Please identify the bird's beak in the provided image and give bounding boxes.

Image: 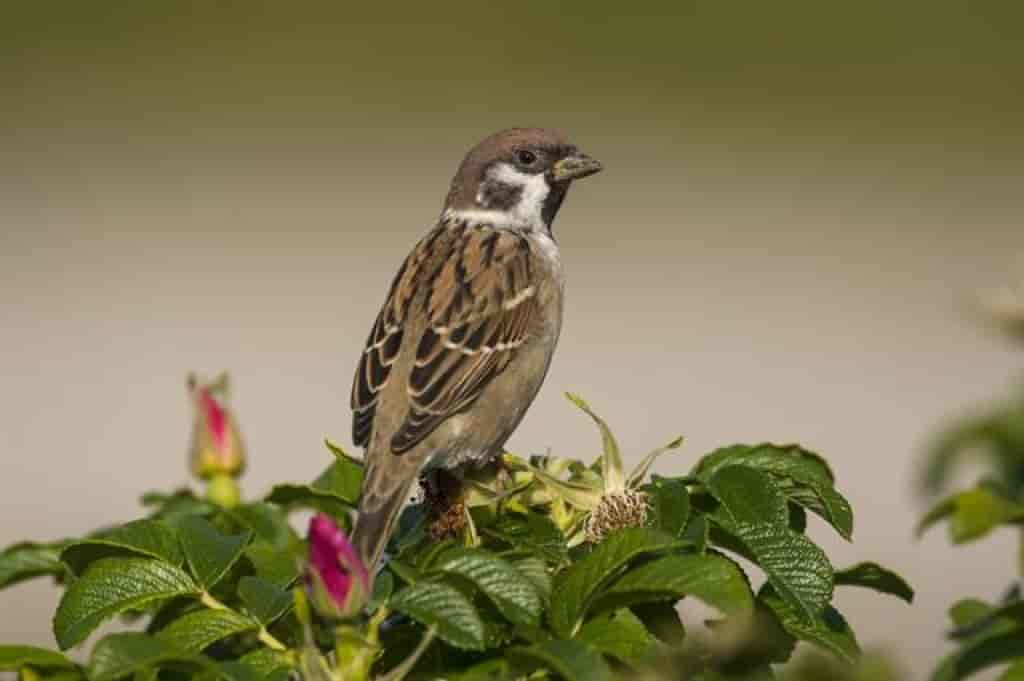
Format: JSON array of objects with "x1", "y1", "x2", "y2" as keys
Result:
[{"x1": 550, "y1": 152, "x2": 603, "y2": 183}]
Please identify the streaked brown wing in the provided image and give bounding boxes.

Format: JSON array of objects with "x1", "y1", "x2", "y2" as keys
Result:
[
  {"x1": 390, "y1": 227, "x2": 537, "y2": 453},
  {"x1": 350, "y1": 228, "x2": 440, "y2": 447}
]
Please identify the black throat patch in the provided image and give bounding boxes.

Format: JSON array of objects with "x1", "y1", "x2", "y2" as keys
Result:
[{"x1": 541, "y1": 182, "x2": 568, "y2": 228}]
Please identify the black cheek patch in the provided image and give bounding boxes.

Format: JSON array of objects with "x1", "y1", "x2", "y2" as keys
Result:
[{"x1": 479, "y1": 180, "x2": 524, "y2": 211}]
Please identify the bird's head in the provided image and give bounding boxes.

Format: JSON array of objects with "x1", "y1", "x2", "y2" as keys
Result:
[{"x1": 444, "y1": 127, "x2": 602, "y2": 231}]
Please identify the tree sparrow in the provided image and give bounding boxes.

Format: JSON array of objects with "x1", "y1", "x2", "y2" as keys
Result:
[{"x1": 350, "y1": 128, "x2": 602, "y2": 569}]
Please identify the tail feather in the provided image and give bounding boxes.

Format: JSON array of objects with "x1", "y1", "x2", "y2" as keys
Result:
[{"x1": 351, "y1": 452, "x2": 424, "y2": 571}]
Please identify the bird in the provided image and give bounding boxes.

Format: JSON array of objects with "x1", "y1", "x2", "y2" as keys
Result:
[{"x1": 349, "y1": 128, "x2": 602, "y2": 570}]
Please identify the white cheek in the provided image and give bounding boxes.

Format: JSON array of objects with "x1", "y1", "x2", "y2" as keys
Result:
[{"x1": 488, "y1": 163, "x2": 551, "y2": 227}]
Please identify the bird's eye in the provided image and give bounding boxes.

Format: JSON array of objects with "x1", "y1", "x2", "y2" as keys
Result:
[{"x1": 515, "y1": 150, "x2": 538, "y2": 166}]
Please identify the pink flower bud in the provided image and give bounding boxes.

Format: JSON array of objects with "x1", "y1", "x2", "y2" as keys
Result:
[
  {"x1": 187, "y1": 373, "x2": 246, "y2": 480},
  {"x1": 306, "y1": 514, "x2": 371, "y2": 620}
]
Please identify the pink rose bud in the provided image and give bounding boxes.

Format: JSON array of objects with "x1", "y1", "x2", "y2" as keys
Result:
[
  {"x1": 306, "y1": 514, "x2": 371, "y2": 620},
  {"x1": 187, "y1": 372, "x2": 246, "y2": 480}
]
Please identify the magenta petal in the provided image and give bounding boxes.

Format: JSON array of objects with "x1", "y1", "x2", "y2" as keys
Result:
[
  {"x1": 199, "y1": 389, "x2": 229, "y2": 452},
  {"x1": 307, "y1": 514, "x2": 368, "y2": 612}
]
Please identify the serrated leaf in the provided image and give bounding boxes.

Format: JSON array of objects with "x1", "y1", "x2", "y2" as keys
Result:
[
  {"x1": 597, "y1": 552, "x2": 754, "y2": 616},
  {"x1": 429, "y1": 547, "x2": 542, "y2": 627},
  {"x1": 0, "y1": 541, "x2": 68, "y2": 589},
  {"x1": 709, "y1": 466, "x2": 833, "y2": 623},
  {"x1": 760, "y1": 587, "x2": 860, "y2": 664},
  {"x1": 179, "y1": 517, "x2": 251, "y2": 590},
  {"x1": 834, "y1": 562, "x2": 914, "y2": 604},
  {"x1": 513, "y1": 556, "x2": 552, "y2": 604},
  {"x1": 54, "y1": 558, "x2": 198, "y2": 650},
  {"x1": 510, "y1": 639, "x2": 613, "y2": 681},
  {"x1": 87, "y1": 633, "x2": 206, "y2": 681},
  {"x1": 576, "y1": 608, "x2": 656, "y2": 665},
  {"x1": 779, "y1": 481, "x2": 854, "y2": 541},
  {"x1": 693, "y1": 443, "x2": 835, "y2": 487},
  {"x1": 243, "y1": 540, "x2": 299, "y2": 587},
  {"x1": 155, "y1": 609, "x2": 256, "y2": 652},
  {"x1": 0, "y1": 645, "x2": 76, "y2": 670},
  {"x1": 237, "y1": 577, "x2": 292, "y2": 626},
  {"x1": 62, "y1": 520, "x2": 183, "y2": 576},
  {"x1": 549, "y1": 527, "x2": 680, "y2": 638},
  {"x1": 216, "y1": 661, "x2": 267, "y2": 681},
  {"x1": 390, "y1": 580, "x2": 486, "y2": 650},
  {"x1": 227, "y1": 504, "x2": 298, "y2": 550},
  {"x1": 566, "y1": 393, "x2": 625, "y2": 492},
  {"x1": 237, "y1": 648, "x2": 293, "y2": 681},
  {"x1": 646, "y1": 478, "x2": 691, "y2": 537}
]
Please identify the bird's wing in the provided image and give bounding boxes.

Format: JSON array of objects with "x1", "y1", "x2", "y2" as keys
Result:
[
  {"x1": 393, "y1": 225, "x2": 538, "y2": 452},
  {"x1": 351, "y1": 223, "x2": 539, "y2": 453}
]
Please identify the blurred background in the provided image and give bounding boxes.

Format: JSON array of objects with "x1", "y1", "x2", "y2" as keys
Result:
[{"x1": 2, "y1": 1, "x2": 1022, "y2": 676}]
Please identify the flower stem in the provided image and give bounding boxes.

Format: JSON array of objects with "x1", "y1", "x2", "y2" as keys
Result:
[{"x1": 201, "y1": 591, "x2": 288, "y2": 652}]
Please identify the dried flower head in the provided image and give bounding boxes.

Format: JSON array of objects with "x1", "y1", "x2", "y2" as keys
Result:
[{"x1": 584, "y1": 488, "x2": 651, "y2": 543}]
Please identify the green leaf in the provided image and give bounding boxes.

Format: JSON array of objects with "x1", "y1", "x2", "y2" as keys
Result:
[
  {"x1": 954, "y1": 489, "x2": 1024, "y2": 543},
  {"x1": 155, "y1": 609, "x2": 257, "y2": 652},
  {"x1": 0, "y1": 541, "x2": 68, "y2": 589},
  {"x1": 760, "y1": 587, "x2": 860, "y2": 664},
  {"x1": 87, "y1": 633, "x2": 205, "y2": 681},
  {"x1": 429, "y1": 547, "x2": 543, "y2": 627},
  {"x1": 933, "y1": 626, "x2": 1024, "y2": 681},
  {"x1": 776, "y1": 479, "x2": 854, "y2": 541},
  {"x1": 237, "y1": 648, "x2": 293, "y2": 681},
  {"x1": 484, "y1": 512, "x2": 569, "y2": 567},
  {"x1": 237, "y1": 577, "x2": 292, "y2": 626},
  {"x1": 62, "y1": 520, "x2": 183, "y2": 575},
  {"x1": 510, "y1": 639, "x2": 613, "y2": 681},
  {"x1": 708, "y1": 465, "x2": 788, "y2": 525},
  {"x1": 576, "y1": 608, "x2": 656, "y2": 664},
  {"x1": 597, "y1": 552, "x2": 754, "y2": 616},
  {"x1": 179, "y1": 517, "x2": 251, "y2": 590},
  {"x1": 390, "y1": 580, "x2": 486, "y2": 651},
  {"x1": 263, "y1": 484, "x2": 354, "y2": 521},
  {"x1": 693, "y1": 443, "x2": 835, "y2": 487},
  {"x1": 631, "y1": 602, "x2": 686, "y2": 646},
  {"x1": 54, "y1": 558, "x2": 198, "y2": 650},
  {"x1": 708, "y1": 466, "x2": 833, "y2": 623},
  {"x1": 566, "y1": 392, "x2": 625, "y2": 493},
  {"x1": 512, "y1": 556, "x2": 552, "y2": 604},
  {"x1": 243, "y1": 540, "x2": 299, "y2": 587},
  {"x1": 549, "y1": 527, "x2": 680, "y2": 638},
  {"x1": 0, "y1": 646, "x2": 76, "y2": 671},
  {"x1": 320, "y1": 440, "x2": 366, "y2": 502},
  {"x1": 646, "y1": 478, "x2": 691, "y2": 537},
  {"x1": 227, "y1": 504, "x2": 298, "y2": 550},
  {"x1": 140, "y1": 489, "x2": 216, "y2": 528},
  {"x1": 834, "y1": 562, "x2": 914, "y2": 604}
]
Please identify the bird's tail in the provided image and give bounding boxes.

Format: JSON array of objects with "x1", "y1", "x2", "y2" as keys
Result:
[{"x1": 351, "y1": 451, "x2": 423, "y2": 572}]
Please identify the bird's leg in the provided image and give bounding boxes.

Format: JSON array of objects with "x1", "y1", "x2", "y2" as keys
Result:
[{"x1": 422, "y1": 469, "x2": 467, "y2": 541}]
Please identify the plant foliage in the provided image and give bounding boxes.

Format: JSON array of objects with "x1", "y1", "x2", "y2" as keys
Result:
[{"x1": 0, "y1": 392, "x2": 911, "y2": 680}]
